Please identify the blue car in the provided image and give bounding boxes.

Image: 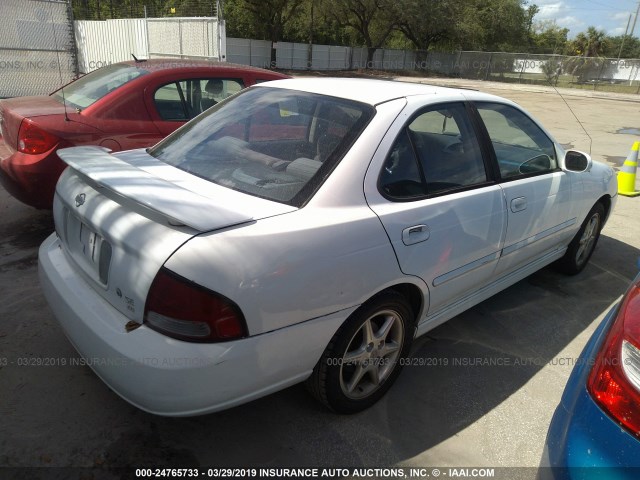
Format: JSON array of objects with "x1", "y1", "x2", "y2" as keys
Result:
[{"x1": 541, "y1": 273, "x2": 640, "y2": 479}]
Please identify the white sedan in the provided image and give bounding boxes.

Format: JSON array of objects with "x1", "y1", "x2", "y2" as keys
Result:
[{"x1": 39, "y1": 78, "x2": 617, "y2": 416}]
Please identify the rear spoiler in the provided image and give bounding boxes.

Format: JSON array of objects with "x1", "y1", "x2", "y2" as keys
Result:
[{"x1": 57, "y1": 146, "x2": 254, "y2": 232}]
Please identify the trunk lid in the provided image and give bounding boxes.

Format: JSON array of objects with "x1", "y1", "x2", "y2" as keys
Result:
[
  {"x1": 0, "y1": 96, "x2": 68, "y2": 151},
  {"x1": 54, "y1": 146, "x2": 296, "y2": 323}
]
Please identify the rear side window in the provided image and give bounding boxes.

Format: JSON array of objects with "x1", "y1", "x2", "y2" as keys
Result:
[
  {"x1": 476, "y1": 102, "x2": 557, "y2": 178},
  {"x1": 154, "y1": 78, "x2": 244, "y2": 121},
  {"x1": 380, "y1": 103, "x2": 487, "y2": 199},
  {"x1": 52, "y1": 64, "x2": 148, "y2": 110}
]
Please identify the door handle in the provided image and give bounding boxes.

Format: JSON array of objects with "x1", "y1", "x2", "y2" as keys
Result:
[
  {"x1": 402, "y1": 225, "x2": 430, "y2": 245},
  {"x1": 510, "y1": 197, "x2": 527, "y2": 213}
]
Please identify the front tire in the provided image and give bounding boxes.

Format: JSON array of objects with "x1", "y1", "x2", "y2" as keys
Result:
[
  {"x1": 555, "y1": 202, "x2": 604, "y2": 275},
  {"x1": 306, "y1": 291, "x2": 415, "y2": 413}
]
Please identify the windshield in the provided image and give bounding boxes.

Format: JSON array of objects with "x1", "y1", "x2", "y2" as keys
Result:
[
  {"x1": 52, "y1": 64, "x2": 148, "y2": 109},
  {"x1": 148, "y1": 87, "x2": 374, "y2": 206}
]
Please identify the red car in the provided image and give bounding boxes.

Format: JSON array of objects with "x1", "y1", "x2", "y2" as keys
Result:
[{"x1": 0, "y1": 59, "x2": 288, "y2": 208}]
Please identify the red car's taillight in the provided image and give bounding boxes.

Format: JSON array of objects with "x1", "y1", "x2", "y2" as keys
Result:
[
  {"x1": 144, "y1": 268, "x2": 247, "y2": 343},
  {"x1": 17, "y1": 119, "x2": 59, "y2": 154},
  {"x1": 587, "y1": 281, "x2": 640, "y2": 437}
]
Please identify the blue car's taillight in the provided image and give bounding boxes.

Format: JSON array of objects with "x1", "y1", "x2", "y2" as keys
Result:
[{"x1": 588, "y1": 281, "x2": 640, "y2": 438}]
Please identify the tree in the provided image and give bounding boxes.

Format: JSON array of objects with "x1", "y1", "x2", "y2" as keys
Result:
[
  {"x1": 321, "y1": 0, "x2": 397, "y2": 65},
  {"x1": 531, "y1": 21, "x2": 569, "y2": 54},
  {"x1": 541, "y1": 57, "x2": 562, "y2": 85},
  {"x1": 454, "y1": 0, "x2": 531, "y2": 52},
  {"x1": 602, "y1": 35, "x2": 640, "y2": 59},
  {"x1": 568, "y1": 26, "x2": 608, "y2": 57},
  {"x1": 525, "y1": 4, "x2": 539, "y2": 38},
  {"x1": 394, "y1": 0, "x2": 460, "y2": 52},
  {"x1": 223, "y1": 0, "x2": 304, "y2": 43}
]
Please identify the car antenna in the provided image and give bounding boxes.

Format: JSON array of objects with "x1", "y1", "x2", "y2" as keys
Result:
[
  {"x1": 48, "y1": 2, "x2": 70, "y2": 122},
  {"x1": 132, "y1": 53, "x2": 147, "y2": 63},
  {"x1": 546, "y1": 66, "x2": 593, "y2": 156}
]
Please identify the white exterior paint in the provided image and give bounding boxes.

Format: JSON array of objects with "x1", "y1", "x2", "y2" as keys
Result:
[{"x1": 39, "y1": 78, "x2": 618, "y2": 415}]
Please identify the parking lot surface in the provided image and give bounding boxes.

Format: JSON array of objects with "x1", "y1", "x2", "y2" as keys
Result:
[{"x1": 1, "y1": 77, "x2": 640, "y2": 477}]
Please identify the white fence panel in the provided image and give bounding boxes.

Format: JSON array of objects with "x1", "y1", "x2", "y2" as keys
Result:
[
  {"x1": 75, "y1": 19, "x2": 147, "y2": 73},
  {"x1": 310, "y1": 45, "x2": 328, "y2": 69},
  {"x1": 226, "y1": 37, "x2": 250, "y2": 65},
  {"x1": 311, "y1": 44, "x2": 350, "y2": 70},
  {"x1": 75, "y1": 17, "x2": 222, "y2": 73},
  {"x1": 249, "y1": 40, "x2": 271, "y2": 68},
  {"x1": 226, "y1": 38, "x2": 271, "y2": 67},
  {"x1": 351, "y1": 47, "x2": 368, "y2": 69},
  {"x1": 404, "y1": 50, "x2": 418, "y2": 69},
  {"x1": 147, "y1": 19, "x2": 180, "y2": 56},
  {"x1": 276, "y1": 42, "x2": 308, "y2": 69},
  {"x1": 365, "y1": 49, "x2": 382, "y2": 69},
  {"x1": 381, "y1": 49, "x2": 408, "y2": 70},
  {"x1": 424, "y1": 51, "x2": 457, "y2": 75},
  {"x1": 328, "y1": 46, "x2": 349, "y2": 69},
  {"x1": 148, "y1": 18, "x2": 219, "y2": 59},
  {"x1": 181, "y1": 20, "x2": 208, "y2": 57}
]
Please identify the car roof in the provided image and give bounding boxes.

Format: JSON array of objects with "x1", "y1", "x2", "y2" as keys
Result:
[
  {"x1": 258, "y1": 77, "x2": 507, "y2": 106},
  {"x1": 118, "y1": 58, "x2": 284, "y2": 75}
]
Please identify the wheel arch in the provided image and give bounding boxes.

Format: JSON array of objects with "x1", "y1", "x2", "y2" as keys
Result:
[
  {"x1": 597, "y1": 194, "x2": 612, "y2": 224},
  {"x1": 359, "y1": 282, "x2": 426, "y2": 329}
]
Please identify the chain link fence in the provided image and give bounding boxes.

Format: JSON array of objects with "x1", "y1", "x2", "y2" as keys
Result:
[
  {"x1": 147, "y1": 17, "x2": 221, "y2": 60},
  {"x1": 222, "y1": 40, "x2": 640, "y2": 94},
  {"x1": 71, "y1": 0, "x2": 218, "y2": 20},
  {"x1": 221, "y1": 40, "x2": 640, "y2": 95},
  {"x1": 419, "y1": 51, "x2": 640, "y2": 94},
  {"x1": 0, "y1": 0, "x2": 77, "y2": 98}
]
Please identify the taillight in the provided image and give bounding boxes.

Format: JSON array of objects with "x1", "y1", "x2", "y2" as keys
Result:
[
  {"x1": 18, "y1": 119, "x2": 59, "y2": 154},
  {"x1": 144, "y1": 268, "x2": 247, "y2": 343},
  {"x1": 587, "y1": 282, "x2": 640, "y2": 437}
]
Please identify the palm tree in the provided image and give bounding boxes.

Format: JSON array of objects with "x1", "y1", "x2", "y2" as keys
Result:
[
  {"x1": 570, "y1": 27, "x2": 608, "y2": 57},
  {"x1": 564, "y1": 26, "x2": 610, "y2": 83}
]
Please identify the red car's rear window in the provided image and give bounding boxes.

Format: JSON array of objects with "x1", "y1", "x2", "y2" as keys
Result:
[{"x1": 52, "y1": 64, "x2": 149, "y2": 110}]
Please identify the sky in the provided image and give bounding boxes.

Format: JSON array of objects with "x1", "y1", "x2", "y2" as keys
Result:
[{"x1": 534, "y1": 0, "x2": 640, "y2": 37}]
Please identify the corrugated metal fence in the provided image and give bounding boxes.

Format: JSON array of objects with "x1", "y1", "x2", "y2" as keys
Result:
[
  {"x1": 74, "y1": 19, "x2": 147, "y2": 73},
  {"x1": 74, "y1": 17, "x2": 224, "y2": 74}
]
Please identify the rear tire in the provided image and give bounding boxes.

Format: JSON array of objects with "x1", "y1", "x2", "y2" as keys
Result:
[
  {"x1": 555, "y1": 202, "x2": 604, "y2": 275},
  {"x1": 306, "y1": 291, "x2": 414, "y2": 413}
]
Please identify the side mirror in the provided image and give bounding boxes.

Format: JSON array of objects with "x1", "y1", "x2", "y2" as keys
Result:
[{"x1": 564, "y1": 150, "x2": 592, "y2": 172}]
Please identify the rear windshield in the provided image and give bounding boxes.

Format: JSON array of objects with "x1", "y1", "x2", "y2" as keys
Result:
[
  {"x1": 148, "y1": 87, "x2": 374, "y2": 206},
  {"x1": 52, "y1": 64, "x2": 148, "y2": 109}
]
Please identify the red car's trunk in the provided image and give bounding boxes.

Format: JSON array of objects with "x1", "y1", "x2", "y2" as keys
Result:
[{"x1": 0, "y1": 96, "x2": 68, "y2": 150}]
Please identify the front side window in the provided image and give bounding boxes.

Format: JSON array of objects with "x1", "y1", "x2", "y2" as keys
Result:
[
  {"x1": 154, "y1": 78, "x2": 244, "y2": 121},
  {"x1": 380, "y1": 103, "x2": 487, "y2": 199},
  {"x1": 52, "y1": 64, "x2": 148, "y2": 110},
  {"x1": 476, "y1": 102, "x2": 557, "y2": 178},
  {"x1": 149, "y1": 87, "x2": 374, "y2": 206}
]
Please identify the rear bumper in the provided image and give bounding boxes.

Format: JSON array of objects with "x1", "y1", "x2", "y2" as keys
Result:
[
  {"x1": 38, "y1": 233, "x2": 352, "y2": 416},
  {"x1": 0, "y1": 138, "x2": 64, "y2": 209}
]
